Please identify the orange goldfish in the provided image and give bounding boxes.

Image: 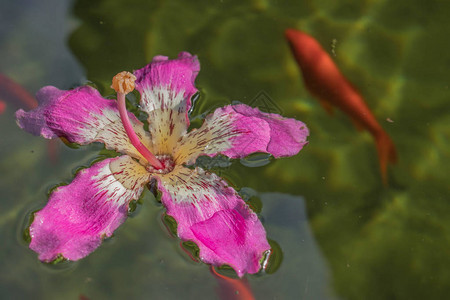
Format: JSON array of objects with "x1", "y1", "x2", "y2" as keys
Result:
[
  {"x1": 210, "y1": 266, "x2": 255, "y2": 300},
  {"x1": 285, "y1": 28, "x2": 397, "y2": 183},
  {"x1": 0, "y1": 73, "x2": 37, "y2": 110},
  {"x1": 1, "y1": 73, "x2": 59, "y2": 163},
  {"x1": 0, "y1": 100, "x2": 5, "y2": 114}
]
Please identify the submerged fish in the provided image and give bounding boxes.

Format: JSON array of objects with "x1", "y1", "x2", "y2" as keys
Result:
[
  {"x1": 210, "y1": 266, "x2": 255, "y2": 300},
  {"x1": 0, "y1": 100, "x2": 5, "y2": 114},
  {"x1": 0, "y1": 73, "x2": 37, "y2": 110},
  {"x1": 0, "y1": 73, "x2": 59, "y2": 163},
  {"x1": 285, "y1": 28, "x2": 397, "y2": 183}
]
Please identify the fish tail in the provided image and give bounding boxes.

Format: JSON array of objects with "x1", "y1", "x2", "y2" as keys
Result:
[{"x1": 375, "y1": 131, "x2": 397, "y2": 184}]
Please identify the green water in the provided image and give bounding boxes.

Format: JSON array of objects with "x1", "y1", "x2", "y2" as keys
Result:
[{"x1": 1, "y1": 0, "x2": 449, "y2": 299}]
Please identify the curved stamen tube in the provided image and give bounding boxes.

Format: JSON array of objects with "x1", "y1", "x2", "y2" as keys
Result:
[{"x1": 112, "y1": 72, "x2": 163, "y2": 169}]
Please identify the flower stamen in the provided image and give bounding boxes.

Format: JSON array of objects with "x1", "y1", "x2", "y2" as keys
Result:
[{"x1": 111, "y1": 71, "x2": 163, "y2": 169}]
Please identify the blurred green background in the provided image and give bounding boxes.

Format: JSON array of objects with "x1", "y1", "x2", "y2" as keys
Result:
[{"x1": 1, "y1": 0, "x2": 449, "y2": 299}]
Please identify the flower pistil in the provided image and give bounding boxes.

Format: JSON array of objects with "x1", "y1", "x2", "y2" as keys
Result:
[{"x1": 111, "y1": 71, "x2": 164, "y2": 169}]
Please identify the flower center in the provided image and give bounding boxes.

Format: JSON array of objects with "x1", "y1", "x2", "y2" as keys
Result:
[{"x1": 146, "y1": 154, "x2": 175, "y2": 174}]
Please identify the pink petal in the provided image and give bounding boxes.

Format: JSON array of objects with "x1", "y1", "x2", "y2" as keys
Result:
[
  {"x1": 134, "y1": 52, "x2": 200, "y2": 153},
  {"x1": 15, "y1": 86, "x2": 153, "y2": 161},
  {"x1": 154, "y1": 165, "x2": 270, "y2": 277},
  {"x1": 29, "y1": 156, "x2": 150, "y2": 262},
  {"x1": 227, "y1": 104, "x2": 309, "y2": 157},
  {"x1": 174, "y1": 104, "x2": 309, "y2": 165},
  {"x1": 191, "y1": 203, "x2": 268, "y2": 276}
]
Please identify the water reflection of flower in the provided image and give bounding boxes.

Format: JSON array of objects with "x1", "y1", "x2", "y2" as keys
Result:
[{"x1": 16, "y1": 52, "x2": 309, "y2": 277}]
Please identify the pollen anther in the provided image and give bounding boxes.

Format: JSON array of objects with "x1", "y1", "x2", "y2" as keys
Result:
[{"x1": 111, "y1": 71, "x2": 136, "y2": 94}]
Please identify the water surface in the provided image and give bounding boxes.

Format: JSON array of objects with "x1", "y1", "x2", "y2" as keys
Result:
[{"x1": 1, "y1": 0, "x2": 449, "y2": 299}]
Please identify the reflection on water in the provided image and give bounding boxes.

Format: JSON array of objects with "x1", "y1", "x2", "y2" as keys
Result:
[
  {"x1": 257, "y1": 192, "x2": 336, "y2": 299},
  {"x1": 1, "y1": 0, "x2": 450, "y2": 299}
]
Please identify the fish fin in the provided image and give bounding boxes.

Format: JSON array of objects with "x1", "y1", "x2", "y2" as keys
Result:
[
  {"x1": 318, "y1": 98, "x2": 335, "y2": 115},
  {"x1": 47, "y1": 139, "x2": 60, "y2": 165},
  {"x1": 375, "y1": 131, "x2": 398, "y2": 185}
]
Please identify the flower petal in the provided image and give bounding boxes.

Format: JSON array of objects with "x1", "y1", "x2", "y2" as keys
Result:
[
  {"x1": 16, "y1": 85, "x2": 153, "y2": 161},
  {"x1": 174, "y1": 104, "x2": 309, "y2": 165},
  {"x1": 154, "y1": 165, "x2": 270, "y2": 277},
  {"x1": 29, "y1": 156, "x2": 150, "y2": 262},
  {"x1": 134, "y1": 52, "x2": 200, "y2": 153}
]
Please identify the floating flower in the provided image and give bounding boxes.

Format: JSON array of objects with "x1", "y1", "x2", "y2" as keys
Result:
[{"x1": 16, "y1": 52, "x2": 309, "y2": 277}]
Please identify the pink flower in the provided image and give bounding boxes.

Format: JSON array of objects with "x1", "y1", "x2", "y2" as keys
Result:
[{"x1": 15, "y1": 52, "x2": 309, "y2": 277}]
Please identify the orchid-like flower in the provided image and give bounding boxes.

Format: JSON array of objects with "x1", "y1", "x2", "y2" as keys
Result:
[{"x1": 16, "y1": 52, "x2": 309, "y2": 277}]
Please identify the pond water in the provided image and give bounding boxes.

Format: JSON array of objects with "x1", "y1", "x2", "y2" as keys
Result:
[{"x1": 1, "y1": 0, "x2": 449, "y2": 299}]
